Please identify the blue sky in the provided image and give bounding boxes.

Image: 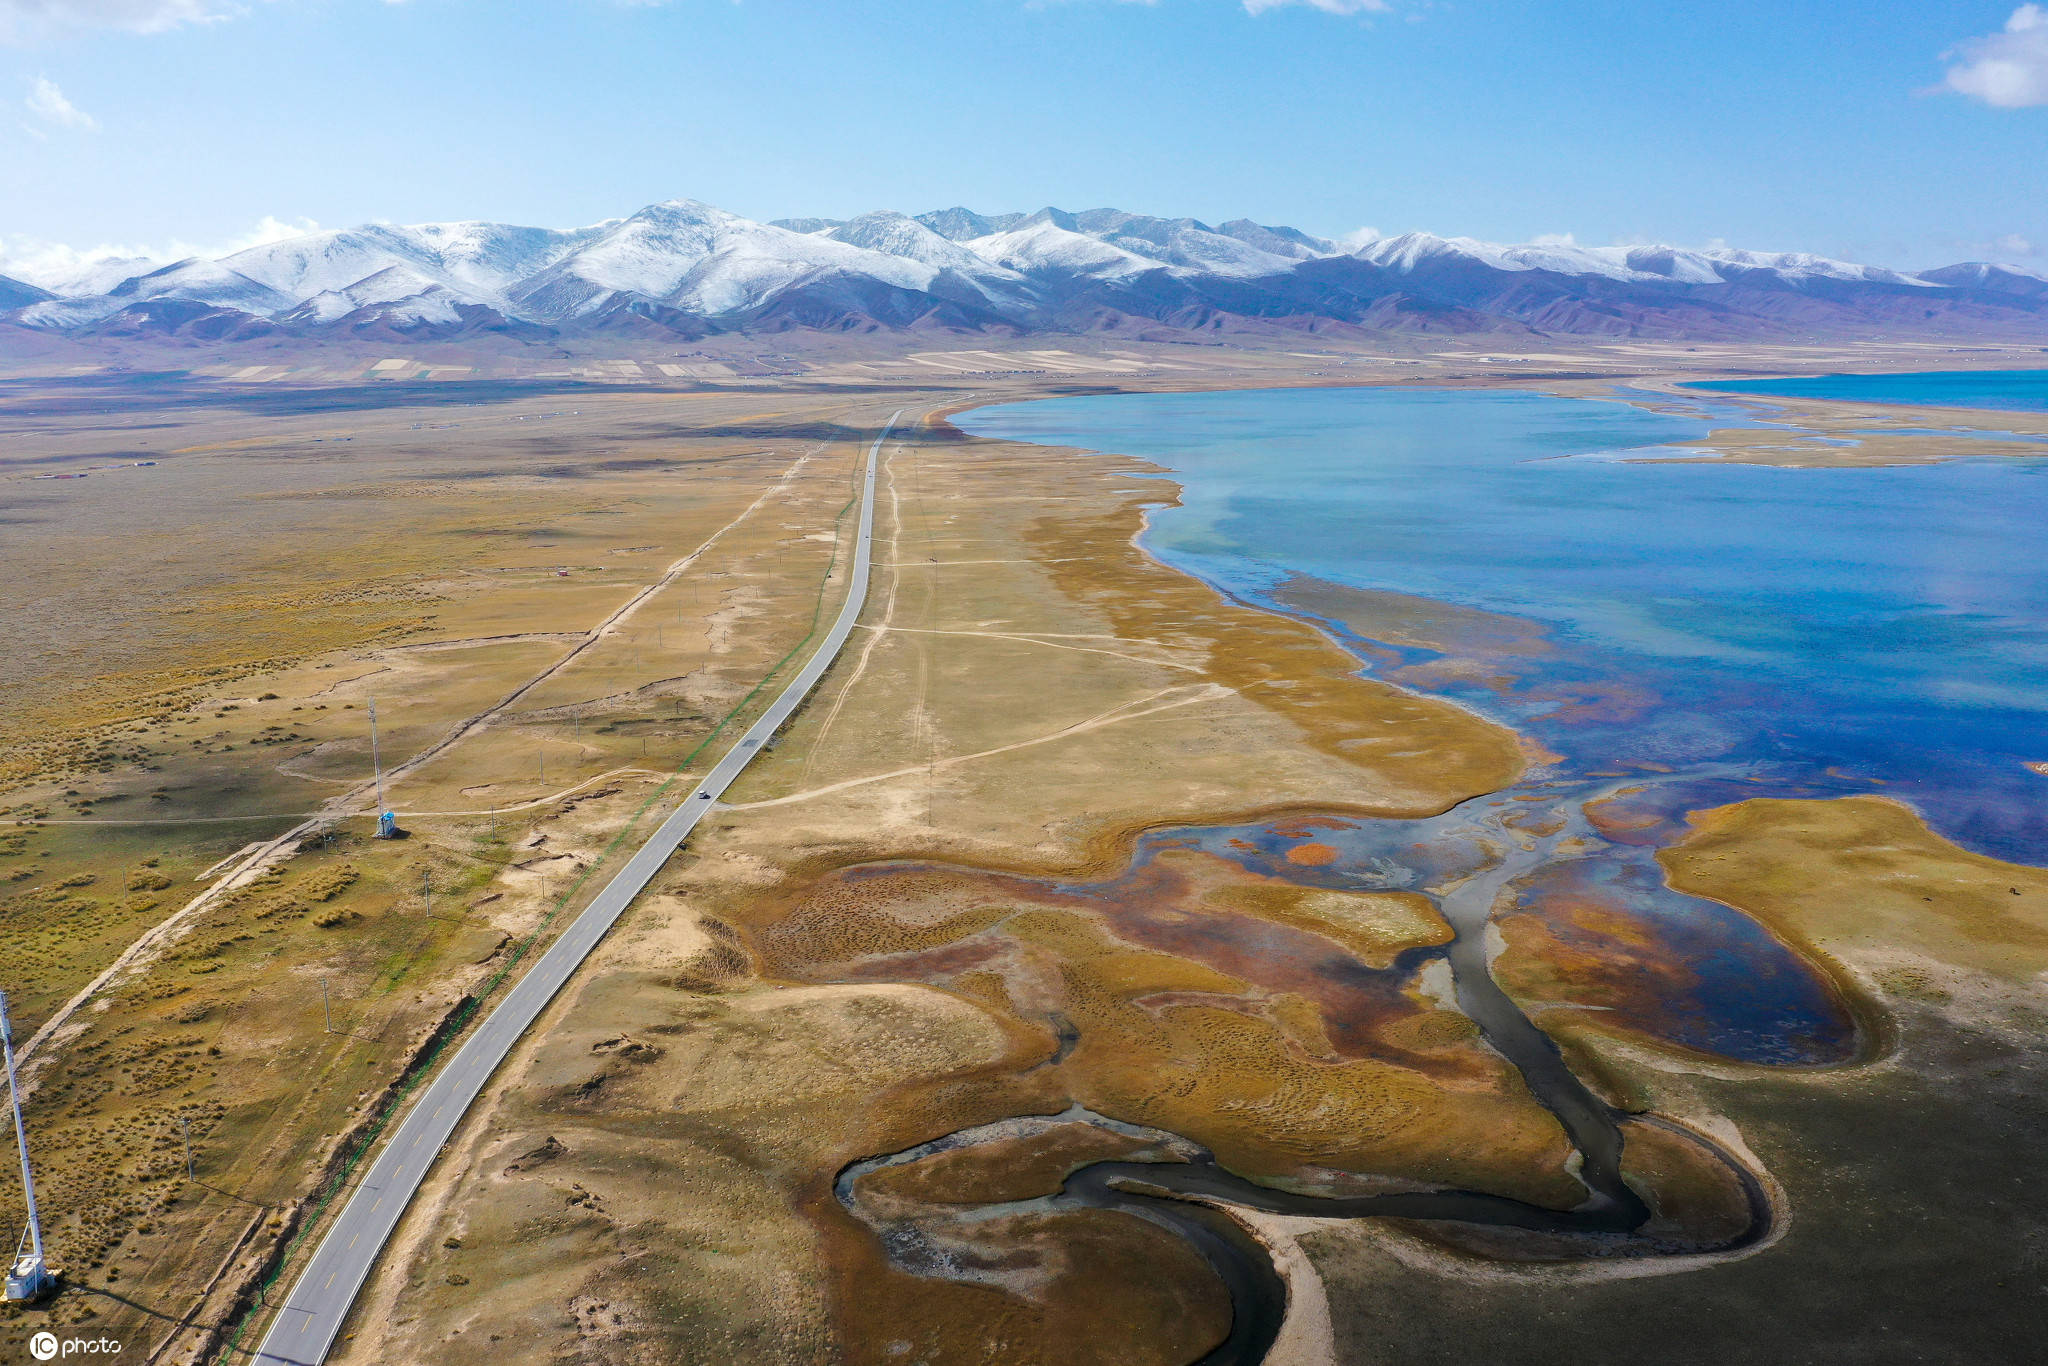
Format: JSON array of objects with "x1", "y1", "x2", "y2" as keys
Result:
[{"x1": 2, "y1": 1, "x2": 2044, "y2": 273}]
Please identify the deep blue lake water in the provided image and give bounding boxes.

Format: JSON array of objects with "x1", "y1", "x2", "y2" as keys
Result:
[
  {"x1": 1686, "y1": 367, "x2": 2048, "y2": 414},
  {"x1": 959, "y1": 385, "x2": 2048, "y2": 866}
]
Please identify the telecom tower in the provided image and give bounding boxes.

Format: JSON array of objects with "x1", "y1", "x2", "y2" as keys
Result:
[
  {"x1": 0, "y1": 991, "x2": 51, "y2": 1301},
  {"x1": 369, "y1": 697, "x2": 399, "y2": 840}
]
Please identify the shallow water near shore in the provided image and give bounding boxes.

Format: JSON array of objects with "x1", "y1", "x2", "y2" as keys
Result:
[
  {"x1": 1685, "y1": 366, "x2": 2048, "y2": 414},
  {"x1": 959, "y1": 384, "x2": 2048, "y2": 863}
]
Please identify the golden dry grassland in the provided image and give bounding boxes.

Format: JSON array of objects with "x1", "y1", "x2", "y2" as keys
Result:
[{"x1": 0, "y1": 375, "x2": 916, "y2": 1361}]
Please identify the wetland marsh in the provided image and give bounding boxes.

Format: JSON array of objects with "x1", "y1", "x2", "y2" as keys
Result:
[{"x1": 859, "y1": 379, "x2": 2048, "y2": 1359}]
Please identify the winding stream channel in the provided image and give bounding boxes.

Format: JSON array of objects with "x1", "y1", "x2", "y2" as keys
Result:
[{"x1": 834, "y1": 779, "x2": 1792, "y2": 1364}]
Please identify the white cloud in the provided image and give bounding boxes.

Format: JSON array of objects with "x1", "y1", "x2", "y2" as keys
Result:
[
  {"x1": 1949, "y1": 231, "x2": 2039, "y2": 261},
  {"x1": 0, "y1": 213, "x2": 318, "y2": 290},
  {"x1": 1337, "y1": 225, "x2": 1382, "y2": 248},
  {"x1": 1942, "y1": 4, "x2": 2048, "y2": 108},
  {"x1": 0, "y1": 1, "x2": 239, "y2": 42},
  {"x1": 215, "y1": 213, "x2": 319, "y2": 252},
  {"x1": 1530, "y1": 231, "x2": 1577, "y2": 248},
  {"x1": 24, "y1": 74, "x2": 93, "y2": 128},
  {"x1": 1243, "y1": 0, "x2": 1393, "y2": 14}
]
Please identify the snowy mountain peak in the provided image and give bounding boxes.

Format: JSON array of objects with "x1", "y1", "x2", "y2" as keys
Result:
[
  {"x1": 1919, "y1": 261, "x2": 2048, "y2": 297},
  {"x1": 828, "y1": 212, "x2": 1017, "y2": 277},
  {"x1": 6, "y1": 198, "x2": 2044, "y2": 343},
  {"x1": 829, "y1": 211, "x2": 961, "y2": 258},
  {"x1": 965, "y1": 218, "x2": 1163, "y2": 280},
  {"x1": 25, "y1": 254, "x2": 164, "y2": 298},
  {"x1": 915, "y1": 207, "x2": 1020, "y2": 242},
  {"x1": 278, "y1": 265, "x2": 465, "y2": 325},
  {"x1": 0, "y1": 273, "x2": 51, "y2": 311}
]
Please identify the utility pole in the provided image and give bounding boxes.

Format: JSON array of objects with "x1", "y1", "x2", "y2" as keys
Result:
[
  {"x1": 321, "y1": 979, "x2": 332, "y2": 1034},
  {"x1": 180, "y1": 1116, "x2": 194, "y2": 1183},
  {"x1": 0, "y1": 991, "x2": 50, "y2": 1301}
]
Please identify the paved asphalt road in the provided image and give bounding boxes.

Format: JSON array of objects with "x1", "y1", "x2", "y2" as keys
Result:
[{"x1": 252, "y1": 409, "x2": 903, "y2": 1366}]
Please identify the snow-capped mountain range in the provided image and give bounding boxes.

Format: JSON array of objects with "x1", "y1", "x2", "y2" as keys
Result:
[{"x1": 4, "y1": 199, "x2": 2045, "y2": 344}]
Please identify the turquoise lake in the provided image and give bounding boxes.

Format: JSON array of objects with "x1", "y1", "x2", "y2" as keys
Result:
[
  {"x1": 958, "y1": 385, "x2": 2048, "y2": 867},
  {"x1": 1687, "y1": 366, "x2": 2048, "y2": 414}
]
